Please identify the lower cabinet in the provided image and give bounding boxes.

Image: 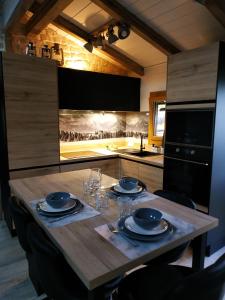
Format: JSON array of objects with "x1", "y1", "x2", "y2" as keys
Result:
[
  {"x1": 60, "y1": 158, "x2": 120, "y2": 179},
  {"x1": 10, "y1": 166, "x2": 60, "y2": 179},
  {"x1": 120, "y1": 158, "x2": 163, "y2": 193},
  {"x1": 120, "y1": 159, "x2": 139, "y2": 178},
  {"x1": 139, "y1": 164, "x2": 163, "y2": 193}
]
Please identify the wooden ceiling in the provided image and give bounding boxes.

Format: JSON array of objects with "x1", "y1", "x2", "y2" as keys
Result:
[{"x1": 4, "y1": 0, "x2": 225, "y2": 75}]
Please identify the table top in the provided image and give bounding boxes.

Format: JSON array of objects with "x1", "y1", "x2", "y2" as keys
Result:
[{"x1": 9, "y1": 169, "x2": 218, "y2": 290}]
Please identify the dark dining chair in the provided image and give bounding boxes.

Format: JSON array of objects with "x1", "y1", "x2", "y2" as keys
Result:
[
  {"x1": 27, "y1": 222, "x2": 122, "y2": 300},
  {"x1": 8, "y1": 196, "x2": 44, "y2": 296},
  {"x1": 145, "y1": 189, "x2": 196, "y2": 266},
  {"x1": 116, "y1": 253, "x2": 225, "y2": 300}
]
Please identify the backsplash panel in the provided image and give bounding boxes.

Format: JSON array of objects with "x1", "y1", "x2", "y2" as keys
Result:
[{"x1": 59, "y1": 111, "x2": 148, "y2": 142}]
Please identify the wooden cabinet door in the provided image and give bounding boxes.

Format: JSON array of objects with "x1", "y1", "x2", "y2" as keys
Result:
[
  {"x1": 60, "y1": 158, "x2": 120, "y2": 179},
  {"x1": 120, "y1": 159, "x2": 139, "y2": 179},
  {"x1": 167, "y1": 42, "x2": 219, "y2": 102},
  {"x1": 10, "y1": 166, "x2": 60, "y2": 179},
  {"x1": 3, "y1": 53, "x2": 60, "y2": 170},
  {"x1": 139, "y1": 164, "x2": 163, "y2": 193}
]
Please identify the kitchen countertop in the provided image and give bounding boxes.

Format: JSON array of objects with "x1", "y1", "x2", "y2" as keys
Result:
[{"x1": 60, "y1": 148, "x2": 164, "y2": 168}]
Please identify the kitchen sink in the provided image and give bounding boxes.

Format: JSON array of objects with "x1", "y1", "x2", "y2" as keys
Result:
[
  {"x1": 128, "y1": 151, "x2": 161, "y2": 157},
  {"x1": 114, "y1": 149, "x2": 160, "y2": 157}
]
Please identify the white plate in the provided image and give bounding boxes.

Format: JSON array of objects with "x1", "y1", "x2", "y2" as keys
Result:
[
  {"x1": 124, "y1": 216, "x2": 169, "y2": 235},
  {"x1": 113, "y1": 184, "x2": 142, "y2": 194},
  {"x1": 38, "y1": 199, "x2": 77, "y2": 213}
]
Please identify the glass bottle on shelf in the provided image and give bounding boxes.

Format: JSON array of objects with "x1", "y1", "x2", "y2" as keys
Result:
[
  {"x1": 50, "y1": 43, "x2": 64, "y2": 66},
  {"x1": 25, "y1": 42, "x2": 36, "y2": 56},
  {"x1": 41, "y1": 44, "x2": 51, "y2": 58}
]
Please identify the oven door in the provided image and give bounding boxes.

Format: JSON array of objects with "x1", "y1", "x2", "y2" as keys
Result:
[
  {"x1": 163, "y1": 156, "x2": 211, "y2": 207},
  {"x1": 165, "y1": 107, "x2": 215, "y2": 147}
]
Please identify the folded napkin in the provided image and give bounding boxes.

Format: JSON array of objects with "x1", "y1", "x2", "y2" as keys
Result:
[
  {"x1": 95, "y1": 211, "x2": 195, "y2": 260},
  {"x1": 30, "y1": 195, "x2": 100, "y2": 228}
]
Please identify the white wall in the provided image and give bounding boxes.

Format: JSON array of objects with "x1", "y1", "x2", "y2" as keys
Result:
[{"x1": 140, "y1": 62, "x2": 167, "y2": 111}]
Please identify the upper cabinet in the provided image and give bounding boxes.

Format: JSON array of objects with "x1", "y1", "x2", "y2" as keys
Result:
[
  {"x1": 167, "y1": 42, "x2": 219, "y2": 103},
  {"x1": 58, "y1": 67, "x2": 140, "y2": 111},
  {"x1": 2, "y1": 53, "x2": 60, "y2": 170}
]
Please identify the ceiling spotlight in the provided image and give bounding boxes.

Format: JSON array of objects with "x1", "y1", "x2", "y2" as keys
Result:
[
  {"x1": 94, "y1": 34, "x2": 105, "y2": 49},
  {"x1": 83, "y1": 40, "x2": 93, "y2": 53},
  {"x1": 118, "y1": 23, "x2": 130, "y2": 40},
  {"x1": 106, "y1": 25, "x2": 119, "y2": 44}
]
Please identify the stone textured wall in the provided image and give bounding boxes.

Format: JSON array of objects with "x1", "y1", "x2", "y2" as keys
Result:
[{"x1": 10, "y1": 23, "x2": 132, "y2": 76}]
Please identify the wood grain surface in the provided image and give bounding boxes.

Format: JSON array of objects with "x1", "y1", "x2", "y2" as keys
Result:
[
  {"x1": 3, "y1": 52, "x2": 60, "y2": 170},
  {"x1": 9, "y1": 170, "x2": 218, "y2": 290},
  {"x1": 167, "y1": 42, "x2": 219, "y2": 102}
]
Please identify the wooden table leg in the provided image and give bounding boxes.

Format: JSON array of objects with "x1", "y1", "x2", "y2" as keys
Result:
[
  {"x1": 88, "y1": 286, "x2": 106, "y2": 300},
  {"x1": 192, "y1": 233, "x2": 207, "y2": 271}
]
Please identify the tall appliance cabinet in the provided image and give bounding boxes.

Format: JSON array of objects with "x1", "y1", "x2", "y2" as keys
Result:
[{"x1": 164, "y1": 41, "x2": 225, "y2": 255}]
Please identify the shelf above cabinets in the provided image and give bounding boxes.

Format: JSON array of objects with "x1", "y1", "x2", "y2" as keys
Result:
[{"x1": 58, "y1": 67, "x2": 140, "y2": 111}]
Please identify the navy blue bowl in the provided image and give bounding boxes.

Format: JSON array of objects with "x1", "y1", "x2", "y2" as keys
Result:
[
  {"x1": 46, "y1": 192, "x2": 71, "y2": 208},
  {"x1": 119, "y1": 177, "x2": 138, "y2": 190},
  {"x1": 133, "y1": 208, "x2": 162, "y2": 229}
]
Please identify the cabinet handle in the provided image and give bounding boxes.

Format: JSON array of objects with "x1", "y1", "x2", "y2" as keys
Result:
[{"x1": 164, "y1": 156, "x2": 209, "y2": 166}]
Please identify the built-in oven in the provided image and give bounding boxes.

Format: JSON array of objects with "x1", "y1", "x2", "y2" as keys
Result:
[
  {"x1": 163, "y1": 102, "x2": 215, "y2": 210},
  {"x1": 165, "y1": 103, "x2": 215, "y2": 147},
  {"x1": 164, "y1": 144, "x2": 212, "y2": 208}
]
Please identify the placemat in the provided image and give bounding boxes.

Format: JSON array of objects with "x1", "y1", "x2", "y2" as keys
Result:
[
  {"x1": 30, "y1": 194, "x2": 100, "y2": 228},
  {"x1": 108, "y1": 190, "x2": 159, "y2": 204},
  {"x1": 95, "y1": 211, "x2": 195, "y2": 260}
]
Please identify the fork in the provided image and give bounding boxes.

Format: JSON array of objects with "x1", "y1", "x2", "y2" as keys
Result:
[{"x1": 107, "y1": 223, "x2": 138, "y2": 247}]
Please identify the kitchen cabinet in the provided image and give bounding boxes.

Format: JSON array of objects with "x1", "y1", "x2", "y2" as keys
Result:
[
  {"x1": 58, "y1": 67, "x2": 140, "y2": 111},
  {"x1": 60, "y1": 158, "x2": 120, "y2": 179},
  {"x1": 164, "y1": 41, "x2": 225, "y2": 255},
  {"x1": 167, "y1": 42, "x2": 219, "y2": 102},
  {"x1": 120, "y1": 159, "x2": 139, "y2": 179},
  {"x1": 139, "y1": 164, "x2": 163, "y2": 192},
  {"x1": 10, "y1": 166, "x2": 60, "y2": 179},
  {"x1": 120, "y1": 158, "x2": 163, "y2": 192},
  {"x1": 0, "y1": 52, "x2": 60, "y2": 232},
  {"x1": 2, "y1": 52, "x2": 60, "y2": 170}
]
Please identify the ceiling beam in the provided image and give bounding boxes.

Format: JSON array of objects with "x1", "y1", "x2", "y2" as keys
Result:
[
  {"x1": 25, "y1": 0, "x2": 74, "y2": 35},
  {"x1": 90, "y1": 0, "x2": 180, "y2": 55},
  {"x1": 89, "y1": 18, "x2": 116, "y2": 36},
  {"x1": 196, "y1": 0, "x2": 225, "y2": 28},
  {"x1": 53, "y1": 16, "x2": 144, "y2": 76}
]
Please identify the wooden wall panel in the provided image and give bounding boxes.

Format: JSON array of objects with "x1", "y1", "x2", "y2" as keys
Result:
[
  {"x1": 167, "y1": 42, "x2": 219, "y2": 102},
  {"x1": 3, "y1": 53, "x2": 60, "y2": 169}
]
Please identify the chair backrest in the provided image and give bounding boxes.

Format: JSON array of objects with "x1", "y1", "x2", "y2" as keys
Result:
[
  {"x1": 168, "y1": 253, "x2": 225, "y2": 300},
  {"x1": 154, "y1": 189, "x2": 196, "y2": 209},
  {"x1": 8, "y1": 197, "x2": 33, "y2": 252},
  {"x1": 27, "y1": 222, "x2": 87, "y2": 300}
]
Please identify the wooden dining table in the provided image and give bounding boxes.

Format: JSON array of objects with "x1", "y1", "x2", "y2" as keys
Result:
[{"x1": 9, "y1": 169, "x2": 218, "y2": 300}]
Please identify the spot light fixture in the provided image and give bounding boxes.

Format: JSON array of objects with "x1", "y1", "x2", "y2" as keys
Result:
[
  {"x1": 118, "y1": 22, "x2": 130, "y2": 40},
  {"x1": 106, "y1": 25, "x2": 119, "y2": 44},
  {"x1": 94, "y1": 33, "x2": 105, "y2": 49},
  {"x1": 83, "y1": 21, "x2": 131, "y2": 52},
  {"x1": 83, "y1": 39, "x2": 94, "y2": 53}
]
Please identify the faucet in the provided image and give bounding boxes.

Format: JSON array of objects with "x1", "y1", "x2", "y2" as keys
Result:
[{"x1": 140, "y1": 134, "x2": 145, "y2": 152}]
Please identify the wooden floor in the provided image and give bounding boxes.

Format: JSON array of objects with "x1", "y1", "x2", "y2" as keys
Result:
[
  {"x1": 0, "y1": 220, "x2": 225, "y2": 299},
  {"x1": 0, "y1": 221, "x2": 44, "y2": 300}
]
